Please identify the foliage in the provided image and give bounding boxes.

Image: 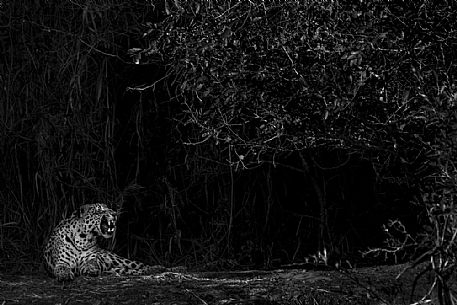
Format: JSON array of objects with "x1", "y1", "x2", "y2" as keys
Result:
[
  {"x1": 139, "y1": 0, "x2": 457, "y2": 172},
  {"x1": 136, "y1": 0, "x2": 457, "y2": 303}
]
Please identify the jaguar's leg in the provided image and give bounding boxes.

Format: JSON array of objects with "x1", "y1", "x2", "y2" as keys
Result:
[
  {"x1": 79, "y1": 254, "x2": 103, "y2": 277},
  {"x1": 48, "y1": 243, "x2": 77, "y2": 282},
  {"x1": 100, "y1": 251, "x2": 167, "y2": 275}
]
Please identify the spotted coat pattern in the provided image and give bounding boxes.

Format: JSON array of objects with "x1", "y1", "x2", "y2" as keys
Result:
[{"x1": 43, "y1": 203, "x2": 165, "y2": 281}]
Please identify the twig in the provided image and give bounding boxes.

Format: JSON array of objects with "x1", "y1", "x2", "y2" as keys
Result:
[{"x1": 184, "y1": 289, "x2": 208, "y2": 305}]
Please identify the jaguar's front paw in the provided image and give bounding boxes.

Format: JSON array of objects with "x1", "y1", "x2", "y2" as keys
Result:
[{"x1": 54, "y1": 264, "x2": 75, "y2": 281}]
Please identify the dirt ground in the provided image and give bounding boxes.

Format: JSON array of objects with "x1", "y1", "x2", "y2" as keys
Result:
[{"x1": 0, "y1": 263, "x2": 443, "y2": 305}]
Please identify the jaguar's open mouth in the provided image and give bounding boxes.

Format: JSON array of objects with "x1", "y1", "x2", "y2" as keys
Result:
[{"x1": 100, "y1": 215, "x2": 116, "y2": 238}]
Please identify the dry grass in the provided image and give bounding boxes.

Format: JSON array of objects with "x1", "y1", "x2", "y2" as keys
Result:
[{"x1": 0, "y1": 0, "x2": 154, "y2": 266}]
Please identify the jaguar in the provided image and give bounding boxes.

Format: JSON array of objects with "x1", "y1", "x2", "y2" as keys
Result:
[{"x1": 43, "y1": 203, "x2": 166, "y2": 281}]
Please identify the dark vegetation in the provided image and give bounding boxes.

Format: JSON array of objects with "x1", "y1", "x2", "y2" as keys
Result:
[{"x1": 1, "y1": 0, "x2": 457, "y2": 302}]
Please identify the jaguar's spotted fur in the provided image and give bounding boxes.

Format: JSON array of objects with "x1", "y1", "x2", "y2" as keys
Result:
[{"x1": 43, "y1": 203, "x2": 165, "y2": 281}]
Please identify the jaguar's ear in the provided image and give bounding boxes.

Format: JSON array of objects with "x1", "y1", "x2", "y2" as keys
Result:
[
  {"x1": 76, "y1": 205, "x2": 89, "y2": 217},
  {"x1": 76, "y1": 206, "x2": 83, "y2": 218}
]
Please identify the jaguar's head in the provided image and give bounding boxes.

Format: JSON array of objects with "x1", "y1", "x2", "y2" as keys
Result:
[{"x1": 78, "y1": 203, "x2": 117, "y2": 239}]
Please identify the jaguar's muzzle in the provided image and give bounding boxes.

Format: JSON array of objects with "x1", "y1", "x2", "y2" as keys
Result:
[{"x1": 99, "y1": 214, "x2": 116, "y2": 238}]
